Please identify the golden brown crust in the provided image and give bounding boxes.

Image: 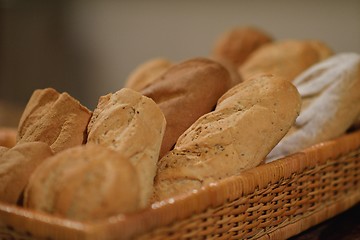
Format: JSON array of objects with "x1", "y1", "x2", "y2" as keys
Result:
[
  {"x1": 17, "y1": 88, "x2": 92, "y2": 153},
  {"x1": 0, "y1": 142, "x2": 53, "y2": 204},
  {"x1": 24, "y1": 144, "x2": 140, "y2": 221},
  {"x1": 124, "y1": 58, "x2": 173, "y2": 91},
  {"x1": 239, "y1": 40, "x2": 333, "y2": 81},
  {"x1": 87, "y1": 88, "x2": 166, "y2": 208},
  {"x1": 142, "y1": 57, "x2": 232, "y2": 158},
  {"x1": 212, "y1": 57, "x2": 243, "y2": 87},
  {"x1": 212, "y1": 26, "x2": 273, "y2": 67},
  {"x1": 153, "y1": 74, "x2": 301, "y2": 201}
]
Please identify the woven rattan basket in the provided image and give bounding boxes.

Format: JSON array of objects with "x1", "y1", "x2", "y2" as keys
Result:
[{"x1": 1, "y1": 129, "x2": 359, "y2": 240}]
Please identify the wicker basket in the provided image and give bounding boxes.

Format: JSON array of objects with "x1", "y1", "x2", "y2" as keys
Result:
[{"x1": 1, "y1": 130, "x2": 359, "y2": 240}]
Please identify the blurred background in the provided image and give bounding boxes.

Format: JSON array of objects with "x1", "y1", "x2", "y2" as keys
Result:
[{"x1": 1, "y1": 0, "x2": 360, "y2": 126}]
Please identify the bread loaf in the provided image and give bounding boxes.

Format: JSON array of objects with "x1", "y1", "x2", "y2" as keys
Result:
[
  {"x1": 124, "y1": 58, "x2": 173, "y2": 91},
  {"x1": 212, "y1": 26, "x2": 272, "y2": 68},
  {"x1": 142, "y1": 57, "x2": 232, "y2": 158},
  {"x1": 153, "y1": 74, "x2": 301, "y2": 201},
  {"x1": 17, "y1": 88, "x2": 92, "y2": 153},
  {"x1": 267, "y1": 53, "x2": 360, "y2": 161},
  {"x1": 24, "y1": 144, "x2": 140, "y2": 221},
  {"x1": 0, "y1": 127, "x2": 17, "y2": 148},
  {"x1": 0, "y1": 142, "x2": 53, "y2": 204},
  {"x1": 239, "y1": 40, "x2": 333, "y2": 81},
  {"x1": 87, "y1": 88, "x2": 166, "y2": 208}
]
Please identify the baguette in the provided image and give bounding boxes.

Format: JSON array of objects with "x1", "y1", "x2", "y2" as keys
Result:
[
  {"x1": 153, "y1": 74, "x2": 301, "y2": 201},
  {"x1": 124, "y1": 58, "x2": 172, "y2": 91},
  {"x1": 142, "y1": 57, "x2": 232, "y2": 158},
  {"x1": 239, "y1": 40, "x2": 333, "y2": 81},
  {"x1": 212, "y1": 26, "x2": 272, "y2": 67}
]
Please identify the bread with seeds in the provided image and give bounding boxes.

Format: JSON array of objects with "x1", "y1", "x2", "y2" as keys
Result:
[{"x1": 153, "y1": 74, "x2": 301, "y2": 201}]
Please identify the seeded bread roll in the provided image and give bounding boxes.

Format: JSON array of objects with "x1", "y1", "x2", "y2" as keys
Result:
[
  {"x1": 153, "y1": 74, "x2": 301, "y2": 201},
  {"x1": 24, "y1": 144, "x2": 140, "y2": 221},
  {"x1": 17, "y1": 88, "x2": 92, "y2": 153},
  {"x1": 87, "y1": 88, "x2": 166, "y2": 208},
  {"x1": 267, "y1": 53, "x2": 360, "y2": 161},
  {"x1": 142, "y1": 57, "x2": 232, "y2": 158},
  {"x1": 0, "y1": 127, "x2": 17, "y2": 148},
  {"x1": 0, "y1": 142, "x2": 53, "y2": 204},
  {"x1": 239, "y1": 40, "x2": 333, "y2": 81},
  {"x1": 124, "y1": 58, "x2": 173, "y2": 91}
]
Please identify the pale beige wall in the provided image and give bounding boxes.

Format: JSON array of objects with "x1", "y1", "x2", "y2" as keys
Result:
[{"x1": 1, "y1": 0, "x2": 360, "y2": 111}]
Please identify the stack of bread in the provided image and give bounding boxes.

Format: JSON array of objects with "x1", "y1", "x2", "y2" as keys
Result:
[{"x1": 0, "y1": 26, "x2": 359, "y2": 222}]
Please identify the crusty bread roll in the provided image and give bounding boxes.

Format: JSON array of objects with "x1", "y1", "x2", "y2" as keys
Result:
[
  {"x1": 153, "y1": 74, "x2": 301, "y2": 201},
  {"x1": 267, "y1": 53, "x2": 360, "y2": 161},
  {"x1": 124, "y1": 58, "x2": 173, "y2": 91},
  {"x1": 17, "y1": 88, "x2": 92, "y2": 153},
  {"x1": 239, "y1": 40, "x2": 333, "y2": 81},
  {"x1": 212, "y1": 26, "x2": 273, "y2": 68},
  {"x1": 87, "y1": 88, "x2": 166, "y2": 208},
  {"x1": 24, "y1": 144, "x2": 140, "y2": 221},
  {"x1": 0, "y1": 127, "x2": 17, "y2": 148},
  {"x1": 0, "y1": 142, "x2": 53, "y2": 204},
  {"x1": 142, "y1": 57, "x2": 232, "y2": 158}
]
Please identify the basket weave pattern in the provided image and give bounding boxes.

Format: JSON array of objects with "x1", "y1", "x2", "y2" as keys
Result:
[
  {"x1": 0, "y1": 131, "x2": 359, "y2": 240},
  {"x1": 137, "y1": 150, "x2": 360, "y2": 239}
]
